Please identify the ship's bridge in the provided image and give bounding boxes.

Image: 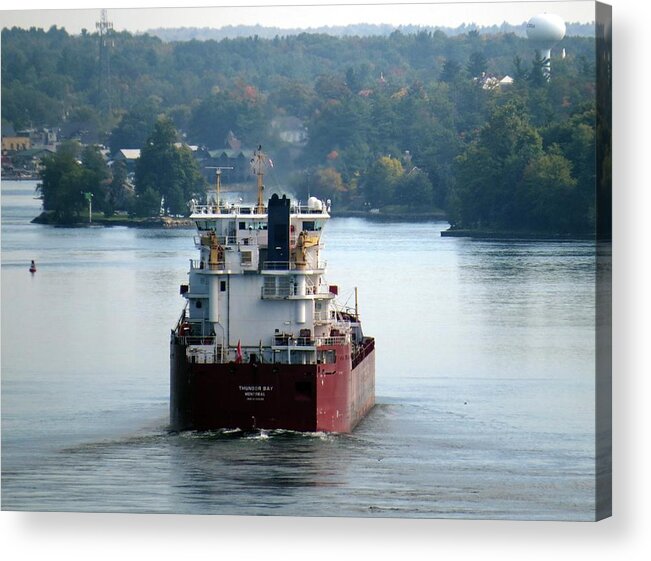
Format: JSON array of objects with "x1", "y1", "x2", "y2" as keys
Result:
[
  {"x1": 190, "y1": 197, "x2": 330, "y2": 220},
  {"x1": 190, "y1": 197, "x2": 330, "y2": 251}
]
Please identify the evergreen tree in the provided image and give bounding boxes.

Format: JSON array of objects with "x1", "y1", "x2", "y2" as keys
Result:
[
  {"x1": 38, "y1": 141, "x2": 85, "y2": 222},
  {"x1": 522, "y1": 147, "x2": 577, "y2": 232},
  {"x1": 467, "y1": 51, "x2": 488, "y2": 78},
  {"x1": 363, "y1": 156, "x2": 404, "y2": 207},
  {"x1": 79, "y1": 144, "x2": 110, "y2": 212},
  {"x1": 109, "y1": 97, "x2": 161, "y2": 154},
  {"x1": 395, "y1": 168, "x2": 434, "y2": 208},
  {"x1": 105, "y1": 159, "x2": 132, "y2": 215},
  {"x1": 452, "y1": 100, "x2": 543, "y2": 230},
  {"x1": 37, "y1": 141, "x2": 109, "y2": 222},
  {"x1": 134, "y1": 117, "x2": 206, "y2": 216},
  {"x1": 440, "y1": 59, "x2": 462, "y2": 83},
  {"x1": 528, "y1": 53, "x2": 548, "y2": 88},
  {"x1": 512, "y1": 55, "x2": 529, "y2": 81}
]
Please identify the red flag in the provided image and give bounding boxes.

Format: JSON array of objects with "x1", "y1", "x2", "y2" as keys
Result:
[{"x1": 235, "y1": 340, "x2": 242, "y2": 363}]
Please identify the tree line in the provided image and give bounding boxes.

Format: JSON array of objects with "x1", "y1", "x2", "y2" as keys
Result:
[
  {"x1": 37, "y1": 118, "x2": 207, "y2": 221},
  {"x1": 3, "y1": 25, "x2": 600, "y2": 233}
]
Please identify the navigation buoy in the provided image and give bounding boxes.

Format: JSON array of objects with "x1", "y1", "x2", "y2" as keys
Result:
[{"x1": 29, "y1": 260, "x2": 37, "y2": 273}]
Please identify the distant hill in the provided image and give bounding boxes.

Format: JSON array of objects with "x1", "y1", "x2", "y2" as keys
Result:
[{"x1": 144, "y1": 21, "x2": 595, "y2": 42}]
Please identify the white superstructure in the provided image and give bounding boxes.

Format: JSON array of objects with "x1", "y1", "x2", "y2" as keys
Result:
[{"x1": 179, "y1": 193, "x2": 360, "y2": 367}]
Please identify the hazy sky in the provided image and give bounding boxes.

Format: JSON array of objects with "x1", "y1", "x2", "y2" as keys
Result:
[{"x1": 0, "y1": 1, "x2": 596, "y2": 34}]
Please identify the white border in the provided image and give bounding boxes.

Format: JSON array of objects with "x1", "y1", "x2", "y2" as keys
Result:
[{"x1": 1, "y1": 1, "x2": 649, "y2": 560}]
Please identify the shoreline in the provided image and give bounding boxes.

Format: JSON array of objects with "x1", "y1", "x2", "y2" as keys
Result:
[
  {"x1": 31, "y1": 212, "x2": 195, "y2": 229},
  {"x1": 31, "y1": 209, "x2": 448, "y2": 227},
  {"x1": 330, "y1": 209, "x2": 447, "y2": 221},
  {"x1": 441, "y1": 228, "x2": 596, "y2": 241}
]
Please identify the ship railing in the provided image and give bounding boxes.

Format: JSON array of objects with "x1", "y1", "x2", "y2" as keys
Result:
[
  {"x1": 303, "y1": 277, "x2": 334, "y2": 296},
  {"x1": 261, "y1": 285, "x2": 291, "y2": 298},
  {"x1": 192, "y1": 204, "x2": 267, "y2": 216},
  {"x1": 262, "y1": 260, "x2": 327, "y2": 271},
  {"x1": 189, "y1": 259, "x2": 227, "y2": 271},
  {"x1": 185, "y1": 342, "x2": 224, "y2": 364},
  {"x1": 194, "y1": 235, "x2": 238, "y2": 247},
  {"x1": 192, "y1": 202, "x2": 328, "y2": 216},
  {"x1": 172, "y1": 303, "x2": 189, "y2": 337},
  {"x1": 315, "y1": 335, "x2": 348, "y2": 347},
  {"x1": 192, "y1": 204, "x2": 221, "y2": 215},
  {"x1": 351, "y1": 337, "x2": 375, "y2": 369},
  {"x1": 261, "y1": 283, "x2": 333, "y2": 299},
  {"x1": 290, "y1": 204, "x2": 329, "y2": 215},
  {"x1": 273, "y1": 335, "x2": 316, "y2": 347},
  {"x1": 178, "y1": 335, "x2": 217, "y2": 346},
  {"x1": 306, "y1": 284, "x2": 333, "y2": 296},
  {"x1": 262, "y1": 261, "x2": 290, "y2": 271}
]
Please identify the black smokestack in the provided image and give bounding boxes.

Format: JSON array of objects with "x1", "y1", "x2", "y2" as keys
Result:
[{"x1": 267, "y1": 194, "x2": 290, "y2": 269}]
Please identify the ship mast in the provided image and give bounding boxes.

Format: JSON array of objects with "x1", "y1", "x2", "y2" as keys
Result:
[
  {"x1": 251, "y1": 146, "x2": 267, "y2": 214},
  {"x1": 216, "y1": 169, "x2": 222, "y2": 208},
  {"x1": 206, "y1": 166, "x2": 233, "y2": 209}
]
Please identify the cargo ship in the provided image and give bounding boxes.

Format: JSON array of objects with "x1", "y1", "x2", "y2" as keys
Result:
[{"x1": 170, "y1": 150, "x2": 375, "y2": 432}]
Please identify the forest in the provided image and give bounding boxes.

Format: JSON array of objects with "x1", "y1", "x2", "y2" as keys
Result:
[{"x1": 1, "y1": 24, "x2": 602, "y2": 234}]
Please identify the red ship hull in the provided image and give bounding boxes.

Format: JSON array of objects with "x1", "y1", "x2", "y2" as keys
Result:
[{"x1": 170, "y1": 338, "x2": 375, "y2": 433}]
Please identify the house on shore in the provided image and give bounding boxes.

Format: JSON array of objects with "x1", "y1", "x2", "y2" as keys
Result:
[
  {"x1": 201, "y1": 148, "x2": 255, "y2": 184},
  {"x1": 2, "y1": 124, "x2": 32, "y2": 151},
  {"x1": 112, "y1": 149, "x2": 141, "y2": 174}
]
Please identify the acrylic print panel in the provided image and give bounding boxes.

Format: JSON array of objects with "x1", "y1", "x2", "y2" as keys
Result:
[{"x1": 0, "y1": 1, "x2": 611, "y2": 521}]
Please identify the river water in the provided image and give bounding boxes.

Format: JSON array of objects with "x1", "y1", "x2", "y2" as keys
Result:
[{"x1": 1, "y1": 180, "x2": 597, "y2": 519}]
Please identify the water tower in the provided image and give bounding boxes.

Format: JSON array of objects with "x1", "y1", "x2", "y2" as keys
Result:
[{"x1": 526, "y1": 13, "x2": 566, "y2": 80}]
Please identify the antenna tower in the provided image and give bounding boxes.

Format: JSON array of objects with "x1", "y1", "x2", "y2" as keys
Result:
[{"x1": 96, "y1": 9, "x2": 114, "y2": 116}]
